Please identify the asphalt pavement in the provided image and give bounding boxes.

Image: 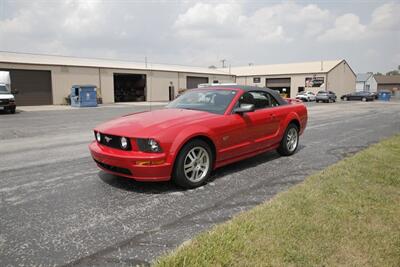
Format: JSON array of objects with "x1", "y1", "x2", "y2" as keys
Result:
[{"x1": 0, "y1": 101, "x2": 399, "y2": 266}]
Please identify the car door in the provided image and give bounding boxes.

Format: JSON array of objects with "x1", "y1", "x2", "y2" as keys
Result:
[
  {"x1": 216, "y1": 92, "x2": 258, "y2": 161},
  {"x1": 355, "y1": 92, "x2": 363, "y2": 100},
  {"x1": 245, "y1": 91, "x2": 281, "y2": 149}
]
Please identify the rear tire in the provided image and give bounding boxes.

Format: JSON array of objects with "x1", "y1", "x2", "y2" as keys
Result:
[
  {"x1": 343, "y1": 96, "x2": 348, "y2": 101},
  {"x1": 278, "y1": 123, "x2": 299, "y2": 156},
  {"x1": 172, "y1": 139, "x2": 213, "y2": 189},
  {"x1": 9, "y1": 107, "x2": 16, "y2": 114}
]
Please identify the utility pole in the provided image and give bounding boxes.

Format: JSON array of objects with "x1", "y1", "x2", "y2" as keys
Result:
[{"x1": 220, "y1": 59, "x2": 227, "y2": 68}]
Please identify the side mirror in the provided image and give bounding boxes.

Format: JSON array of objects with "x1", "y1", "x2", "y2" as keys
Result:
[
  {"x1": 234, "y1": 104, "x2": 255, "y2": 114},
  {"x1": 11, "y1": 89, "x2": 19, "y2": 95}
]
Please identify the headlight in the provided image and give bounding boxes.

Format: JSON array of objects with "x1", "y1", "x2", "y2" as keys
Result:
[
  {"x1": 95, "y1": 131, "x2": 101, "y2": 142},
  {"x1": 121, "y1": 137, "x2": 128, "y2": 149},
  {"x1": 137, "y1": 138, "x2": 162, "y2": 153}
]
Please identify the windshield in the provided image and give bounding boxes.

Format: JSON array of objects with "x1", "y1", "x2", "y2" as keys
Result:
[
  {"x1": 317, "y1": 91, "x2": 327, "y2": 95},
  {"x1": 166, "y1": 89, "x2": 237, "y2": 114},
  {"x1": 0, "y1": 85, "x2": 9, "y2": 94}
]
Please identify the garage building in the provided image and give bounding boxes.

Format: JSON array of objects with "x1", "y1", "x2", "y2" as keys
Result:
[
  {"x1": 0, "y1": 52, "x2": 235, "y2": 106},
  {"x1": 374, "y1": 75, "x2": 400, "y2": 98},
  {"x1": 0, "y1": 52, "x2": 356, "y2": 105},
  {"x1": 232, "y1": 60, "x2": 356, "y2": 98}
]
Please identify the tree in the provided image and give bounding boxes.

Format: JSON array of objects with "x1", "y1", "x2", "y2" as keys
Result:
[{"x1": 386, "y1": 70, "x2": 399, "y2": 76}]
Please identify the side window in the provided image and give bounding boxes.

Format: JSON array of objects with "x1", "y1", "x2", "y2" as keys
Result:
[
  {"x1": 249, "y1": 92, "x2": 269, "y2": 109},
  {"x1": 234, "y1": 91, "x2": 280, "y2": 111},
  {"x1": 269, "y1": 94, "x2": 280, "y2": 107},
  {"x1": 238, "y1": 92, "x2": 255, "y2": 106},
  {"x1": 249, "y1": 91, "x2": 280, "y2": 109}
]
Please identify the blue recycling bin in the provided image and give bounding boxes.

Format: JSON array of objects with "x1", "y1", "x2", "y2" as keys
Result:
[
  {"x1": 378, "y1": 91, "x2": 391, "y2": 101},
  {"x1": 70, "y1": 85, "x2": 98, "y2": 107}
]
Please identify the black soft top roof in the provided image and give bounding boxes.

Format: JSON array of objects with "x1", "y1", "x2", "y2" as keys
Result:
[{"x1": 201, "y1": 85, "x2": 288, "y2": 106}]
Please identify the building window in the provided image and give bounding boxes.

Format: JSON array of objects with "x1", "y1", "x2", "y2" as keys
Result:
[
  {"x1": 253, "y1": 77, "x2": 261, "y2": 83},
  {"x1": 213, "y1": 80, "x2": 219, "y2": 83}
]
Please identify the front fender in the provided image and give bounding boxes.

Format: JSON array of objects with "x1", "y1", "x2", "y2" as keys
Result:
[{"x1": 167, "y1": 125, "x2": 217, "y2": 162}]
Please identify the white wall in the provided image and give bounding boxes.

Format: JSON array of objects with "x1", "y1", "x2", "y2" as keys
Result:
[
  {"x1": 366, "y1": 76, "x2": 378, "y2": 92},
  {"x1": 356, "y1": 75, "x2": 377, "y2": 93},
  {"x1": 356, "y1": 82, "x2": 365, "y2": 92},
  {"x1": 326, "y1": 61, "x2": 356, "y2": 96}
]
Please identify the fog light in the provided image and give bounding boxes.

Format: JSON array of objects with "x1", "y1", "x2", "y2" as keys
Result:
[
  {"x1": 121, "y1": 137, "x2": 128, "y2": 149},
  {"x1": 96, "y1": 132, "x2": 101, "y2": 142}
]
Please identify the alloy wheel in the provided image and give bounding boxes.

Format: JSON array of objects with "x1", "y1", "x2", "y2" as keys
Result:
[
  {"x1": 286, "y1": 128, "x2": 298, "y2": 152},
  {"x1": 183, "y1": 147, "x2": 210, "y2": 183}
]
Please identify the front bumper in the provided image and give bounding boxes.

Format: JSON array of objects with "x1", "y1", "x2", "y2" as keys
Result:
[
  {"x1": 0, "y1": 101, "x2": 16, "y2": 108},
  {"x1": 89, "y1": 141, "x2": 172, "y2": 181}
]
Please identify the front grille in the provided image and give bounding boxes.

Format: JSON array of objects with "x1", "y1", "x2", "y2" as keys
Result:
[
  {"x1": 0, "y1": 99, "x2": 10, "y2": 105},
  {"x1": 96, "y1": 132, "x2": 132, "y2": 151},
  {"x1": 94, "y1": 159, "x2": 132, "y2": 176}
]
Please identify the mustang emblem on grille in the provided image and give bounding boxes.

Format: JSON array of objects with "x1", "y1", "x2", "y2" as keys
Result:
[{"x1": 104, "y1": 136, "x2": 112, "y2": 143}]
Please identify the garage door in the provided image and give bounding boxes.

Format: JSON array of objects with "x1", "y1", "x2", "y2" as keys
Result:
[
  {"x1": 8, "y1": 69, "x2": 52, "y2": 106},
  {"x1": 266, "y1": 78, "x2": 291, "y2": 97},
  {"x1": 266, "y1": 78, "x2": 290, "y2": 87},
  {"x1": 186, "y1": 76, "x2": 209, "y2": 89}
]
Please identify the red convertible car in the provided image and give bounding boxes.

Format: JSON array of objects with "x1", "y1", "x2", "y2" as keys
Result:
[{"x1": 89, "y1": 85, "x2": 307, "y2": 188}]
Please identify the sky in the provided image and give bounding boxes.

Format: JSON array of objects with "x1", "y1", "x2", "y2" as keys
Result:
[{"x1": 0, "y1": 0, "x2": 399, "y2": 73}]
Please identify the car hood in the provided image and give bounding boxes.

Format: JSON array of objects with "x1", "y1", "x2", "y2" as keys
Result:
[
  {"x1": 95, "y1": 108, "x2": 217, "y2": 137},
  {"x1": 0, "y1": 94, "x2": 14, "y2": 99}
]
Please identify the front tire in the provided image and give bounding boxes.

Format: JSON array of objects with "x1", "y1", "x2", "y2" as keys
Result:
[
  {"x1": 173, "y1": 139, "x2": 213, "y2": 188},
  {"x1": 278, "y1": 123, "x2": 299, "y2": 156},
  {"x1": 9, "y1": 107, "x2": 16, "y2": 114},
  {"x1": 361, "y1": 97, "x2": 367, "y2": 102}
]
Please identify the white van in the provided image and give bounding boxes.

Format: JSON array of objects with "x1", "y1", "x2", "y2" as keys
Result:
[{"x1": 0, "y1": 71, "x2": 17, "y2": 114}]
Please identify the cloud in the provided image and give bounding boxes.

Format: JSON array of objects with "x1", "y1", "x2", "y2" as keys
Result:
[
  {"x1": 318, "y1": 1, "x2": 400, "y2": 42},
  {"x1": 174, "y1": 2, "x2": 243, "y2": 39},
  {"x1": 0, "y1": 1, "x2": 398, "y2": 73},
  {"x1": 370, "y1": 2, "x2": 400, "y2": 31},
  {"x1": 174, "y1": 1, "x2": 331, "y2": 43},
  {"x1": 0, "y1": 0, "x2": 180, "y2": 59},
  {"x1": 317, "y1": 14, "x2": 367, "y2": 42}
]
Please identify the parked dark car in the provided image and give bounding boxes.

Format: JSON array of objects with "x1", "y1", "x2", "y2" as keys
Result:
[
  {"x1": 370, "y1": 92, "x2": 378, "y2": 99},
  {"x1": 341, "y1": 91, "x2": 375, "y2": 102},
  {"x1": 316, "y1": 90, "x2": 337, "y2": 103}
]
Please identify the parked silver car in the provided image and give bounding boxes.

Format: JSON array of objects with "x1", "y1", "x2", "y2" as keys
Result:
[
  {"x1": 316, "y1": 90, "x2": 337, "y2": 103},
  {"x1": 296, "y1": 91, "x2": 316, "y2": 102}
]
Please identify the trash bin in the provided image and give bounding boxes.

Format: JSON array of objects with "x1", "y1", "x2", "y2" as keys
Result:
[
  {"x1": 378, "y1": 91, "x2": 391, "y2": 101},
  {"x1": 70, "y1": 85, "x2": 98, "y2": 107}
]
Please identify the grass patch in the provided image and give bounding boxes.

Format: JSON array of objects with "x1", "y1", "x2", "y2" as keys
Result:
[{"x1": 155, "y1": 135, "x2": 400, "y2": 267}]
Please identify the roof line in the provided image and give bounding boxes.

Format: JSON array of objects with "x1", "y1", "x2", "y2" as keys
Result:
[
  {"x1": 0, "y1": 61, "x2": 233, "y2": 76},
  {"x1": 235, "y1": 71, "x2": 329, "y2": 77},
  {"x1": 328, "y1": 59, "x2": 356, "y2": 77},
  {"x1": 0, "y1": 50, "x2": 229, "y2": 72}
]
